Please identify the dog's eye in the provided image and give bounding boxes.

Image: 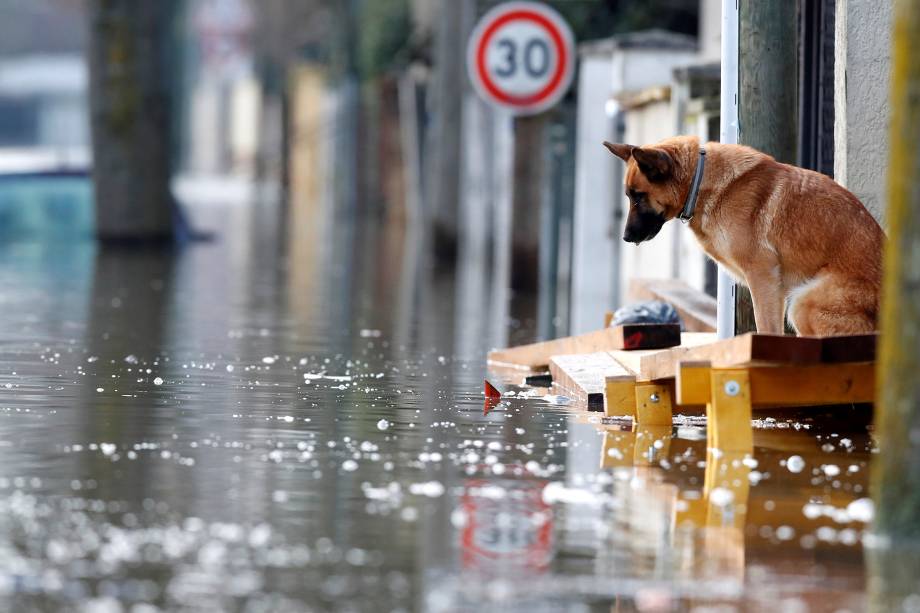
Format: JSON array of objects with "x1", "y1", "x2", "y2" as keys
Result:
[{"x1": 630, "y1": 191, "x2": 646, "y2": 205}]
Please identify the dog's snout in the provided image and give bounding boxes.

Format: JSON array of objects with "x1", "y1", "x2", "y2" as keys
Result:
[{"x1": 622, "y1": 207, "x2": 666, "y2": 245}]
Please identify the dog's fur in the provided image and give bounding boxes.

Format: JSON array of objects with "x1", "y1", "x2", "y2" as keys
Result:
[{"x1": 604, "y1": 136, "x2": 884, "y2": 336}]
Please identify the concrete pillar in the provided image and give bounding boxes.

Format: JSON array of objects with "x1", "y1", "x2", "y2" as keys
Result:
[
  {"x1": 425, "y1": 0, "x2": 476, "y2": 262},
  {"x1": 834, "y1": 0, "x2": 894, "y2": 221},
  {"x1": 570, "y1": 53, "x2": 616, "y2": 335},
  {"x1": 87, "y1": 0, "x2": 179, "y2": 242}
]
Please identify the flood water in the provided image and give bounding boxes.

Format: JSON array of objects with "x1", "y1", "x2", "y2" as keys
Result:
[{"x1": 0, "y1": 196, "x2": 877, "y2": 612}]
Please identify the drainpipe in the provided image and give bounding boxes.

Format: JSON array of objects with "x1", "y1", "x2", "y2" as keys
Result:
[{"x1": 717, "y1": 0, "x2": 739, "y2": 339}]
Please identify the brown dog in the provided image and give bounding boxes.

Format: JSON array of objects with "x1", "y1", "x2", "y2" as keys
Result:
[{"x1": 604, "y1": 136, "x2": 884, "y2": 335}]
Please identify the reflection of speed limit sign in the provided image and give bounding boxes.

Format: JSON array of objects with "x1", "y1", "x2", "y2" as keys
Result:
[{"x1": 467, "y1": 2, "x2": 576, "y2": 115}]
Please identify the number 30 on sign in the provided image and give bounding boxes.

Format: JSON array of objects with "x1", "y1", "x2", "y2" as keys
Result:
[{"x1": 467, "y1": 2, "x2": 576, "y2": 116}]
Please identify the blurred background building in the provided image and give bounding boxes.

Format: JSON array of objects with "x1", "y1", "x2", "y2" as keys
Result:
[{"x1": 0, "y1": 0, "x2": 894, "y2": 344}]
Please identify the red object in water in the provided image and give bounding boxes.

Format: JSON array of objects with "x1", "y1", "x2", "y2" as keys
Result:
[{"x1": 484, "y1": 380, "x2": 502, "y2": 400}]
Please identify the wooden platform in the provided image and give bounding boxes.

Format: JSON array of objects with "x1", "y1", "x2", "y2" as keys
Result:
[{"x1": 489, "y1": 329, "x2": 878, "y2": 453}]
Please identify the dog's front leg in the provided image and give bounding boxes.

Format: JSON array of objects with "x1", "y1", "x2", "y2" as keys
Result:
[{"x1": 745, "y1": 272, "x2": 785, "y2": 334}]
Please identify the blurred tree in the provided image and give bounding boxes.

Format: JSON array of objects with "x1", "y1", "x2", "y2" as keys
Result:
[
  {"x1": 357, "y1": 0, "x2": 412, "y2": 80},
  {"x1": 246, "y1": 0, "x2": 332, "y2": 201},
  {"x1": 87, "y1": 0, "x2": 181, "y2": 242},
  {"x1": 478, "y1": 0, "x2": 699, "y2": 41}
]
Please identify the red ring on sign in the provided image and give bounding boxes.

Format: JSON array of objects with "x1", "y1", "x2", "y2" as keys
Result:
[{"x1": 475, "y1": 9, "x2": 568, "y2": 107}]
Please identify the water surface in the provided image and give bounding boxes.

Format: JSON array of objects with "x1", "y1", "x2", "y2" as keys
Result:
[{"x1": 0, "y1": 202, "x2": 875, "y2": 612}]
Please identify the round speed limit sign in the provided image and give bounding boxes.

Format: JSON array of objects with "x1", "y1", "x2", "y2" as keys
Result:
[{"x1": 467, "y1": 2, "x2": 576, "y2": 116}]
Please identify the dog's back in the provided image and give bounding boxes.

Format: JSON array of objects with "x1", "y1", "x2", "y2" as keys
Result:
[{"x1": 711, "y1": 142, "x2": 883, "y2": 334}]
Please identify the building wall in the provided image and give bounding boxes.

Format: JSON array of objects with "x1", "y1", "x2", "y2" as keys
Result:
[
  {"x1": 570, "y1": 44, "x2": 698, "y2": 334},
  {"x1": 619, "y1": 98, "x2": 709, "y2": 303},
  {"x1": 0, "y1": 55, "x2": 89, "y2": 149},
  {"x1": 834, "y1": 0, "x2": 894, "y2": 222},
  {"x1": 699, "y1": 0, "x2": 722, "y2": 62},
  {"x1": 570, "y1": 53, "x2": 616, "y2": 335},
  {"x1": 611, "y1": 49, "x2": 699, "y2": 94}
]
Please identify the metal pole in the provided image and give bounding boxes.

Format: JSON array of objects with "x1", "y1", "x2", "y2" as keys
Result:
[
  {"x1": 606, "y1": 99, "x2": 624, "y2": 313},
  {"x1": 717, "y1": 0, "x2": 739, "y2": 339}
]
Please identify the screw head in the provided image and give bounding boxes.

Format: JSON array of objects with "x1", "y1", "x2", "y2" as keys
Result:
[
  {"x1": 724, "y1": 380, "x2": 741, "y2": 397},
  {"x1": 649, "y1": 393, "x2": 660, "y2": 403}
]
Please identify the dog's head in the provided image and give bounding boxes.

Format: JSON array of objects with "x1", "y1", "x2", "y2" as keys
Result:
[{"x1": 603, "y1": 139, "x2": 693, "y2": 244}]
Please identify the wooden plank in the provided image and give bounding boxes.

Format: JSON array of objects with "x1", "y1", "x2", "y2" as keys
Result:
[
  {"x1": 488, "y1": 324, "x2": 681, "y2": 369},
  {"x1": 489, "y1": 328, "x2": 624, "y2": 369},
  {"x1": 609, "y1": 332, "x2": 717, "y2": 379},
  {"x1": 549, "y1": 352, "x2": 632, "y2": 411},
  {"x1": 820, "y1": 333, "x2": 877, "y2": 363},
  {"x1": 629, "y1": 278, "x2": 717, "y2": 332},
  {"x1": 609, "y1": 348, "x2": 662, "y2": 377},
  {"x1": 640, "y1": 333, "x2": 822, "y2": 381}
]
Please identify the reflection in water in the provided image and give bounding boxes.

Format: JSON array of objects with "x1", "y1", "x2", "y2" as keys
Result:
[{"x1": 0, "y1": 189, "x2": 879, "y2": 611}]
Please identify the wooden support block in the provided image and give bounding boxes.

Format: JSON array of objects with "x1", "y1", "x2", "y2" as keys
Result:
[
  {"x1": 640, "y1": 333, "x2": 822, "y2": 381},
  {"x1": 676, "y1": 361, "x2": 712, "y2": 405},
  {"x1": 487, "y1": 324, "x2": 681, "y2": 369},
  {"x1": 678, "y1": 361, "x2": 874, "y2": 408},
  {"x1": 549, "y1": 352, "x2": 632, "y2": 411},
  {"x1": 746, "y1": 362, "x2": 875, "y2": 406},
  {"x1": 523, "y1": 372, "x2": 552, "y2": 387},
  {"x1": 707, "y1": 369, "x2": 753, "y2": 453},
  {"x1": 634, "y1": 382, "x2": 673, "y2": 426},
  {"x1": 604, "y1": 375, "x2": 637, "y2": 418}
]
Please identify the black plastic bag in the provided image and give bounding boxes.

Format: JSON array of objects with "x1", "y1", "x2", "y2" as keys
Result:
[{"x1": 611, "y1": 301, "x2": 682, "y2": 329}]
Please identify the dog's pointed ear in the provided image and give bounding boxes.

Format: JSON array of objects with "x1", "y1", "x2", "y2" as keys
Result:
[
  {"x1": 603, "y1": 142, "x2": 635, "y2": 162},
  {"x1": 632, "y1": 147, "x2": 673, "y2": 182}
]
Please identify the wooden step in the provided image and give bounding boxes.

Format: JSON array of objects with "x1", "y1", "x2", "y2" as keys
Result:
[
  {"x1": 549, "y1": 352, "x2": 633, "y2": 411},
  {"x1": 608, "y1": 332, "x2": 716, "y2": 379},
  {"x1": 819, "y1": 333, "x2": 877, "y2": 363},
  {"x1": 639, "y1": 333, "x2": 824, "y2": 381},
  {"x1": 628, "y1": 278, "x2": 717, "y2": 332},
  {"x1": 487, "y1": 324, "x2": 681, "y2": 370}
]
